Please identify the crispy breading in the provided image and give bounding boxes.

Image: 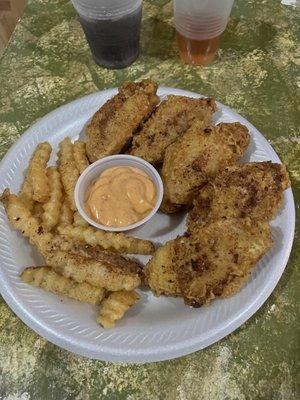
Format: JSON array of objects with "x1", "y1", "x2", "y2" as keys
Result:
[
  {"x1": 145, "y1": 218, "x2": 272, "y2": 306},
  {"x1": 73, "y1": 211, "x2": 89, "y2": 227},
  {"x1": 144, "y1": 241, "x2": 181, "y2": 297},
  {"x1": 19, "y1": 178, "x2": 34, "y2": 211},
  {"x1": 188, "y1": 162, "x2": 290, "y2": 230},
  {"x1": 0, "y1": 190, "x2": 142, "y2": 292},
  {"x1": 130, "y1": 95, "x2": 217, "y2": 164},
  {"x1": 161, "y1": 122, "x2": 250, "y2": 211},
  {"x1": 97, "y1": 290, "x2": 140, "y2": 328},
  {"x1": 32, "y1": 202, "x2": 44, "y2": 222},
  {"x1": 58, "y1": 137, "x2": 79, "y2": 211},
  {"x1": 19, "y1": 142, "x2": 52, "y2": 204},
  {"x1": 44, "y1": 247, "x2": 141, "y2": 291},
  {"x1": 58, "y1": 195, "x2": 74, "y2": 228},
  {"x1": 42, "y1": 167, "x2": 63, "y2": 231},
  {"x1": 21, "y1": 266, "x2": 105, "y2": 305},
  {"x1": 86, "y1": 80, "x2": 159, "y2": 162},
  {"x1": 57, "y1": 225, "x2": 155, "y2": 255},
  {"x1": 73, "y1": 140, "x2": 89, "y2": 174},
  {"x1": 0, "y1": 189, "x2": 53, "y2": 250}
]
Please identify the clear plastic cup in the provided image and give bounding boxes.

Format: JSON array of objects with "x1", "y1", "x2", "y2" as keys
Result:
[
  {"x1": 71, "y1": 0, "x2": 142, "y2": 69},
  {"x1": 173, "y1": 0, "x2": 235, "y2": 66}
]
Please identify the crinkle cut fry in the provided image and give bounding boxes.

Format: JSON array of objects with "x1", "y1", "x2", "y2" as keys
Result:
[
  {"x1": 97, "y1": 290, "x2": 140, "y2": 328},
  {"x1": 73, "y1": 140, "x2": 89, "y2": 174},
  {"x1": 58, "y1": 195, "x2": 74, "y2": 228},
  {"x1": 19, "y1": 142, "x2": 52, "y2": 204},
  {"x1": 57, "y1": 225, "x2": 155, "y2": 255},
  {"x1": 0, "y1": 190, "x2": 142, "y2": 292},
  {"x1": 42, "y1": 166, "x2": 63, "y2": 231},
  {"x1": 73, "y1": 211, "x2": 88, "y2": 227},
  {"x1": 0, "y1": 189, "x2": 52, "y2": 251},
  {"x1": 21, "y1": 266, "x2": 105, "y2": 305},
  {"x1": 58, "y1": 137, "x2": 79, "y2": 211}
]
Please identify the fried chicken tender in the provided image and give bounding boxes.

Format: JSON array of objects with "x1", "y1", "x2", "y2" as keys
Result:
[
  {"x1": 21, "y1": 266, "x2": 105, "y2": 305},
  {"x1": 73, "y1": 140, "x2": 89, "y2": 174},
  {"x1": 19, "y1": 142, "x2": 52, "y2": 204},
  {"x1": 145, "y1": 218, "x2": 272, "y2": 306},
  {"x1": 130, "y1": 95, "x2": 217, "y2": 164},
  {"x1": 188, "y1": 162, "x2": 290, "y2": 230},
  {"x1": 57, "y1": 225, "x2": 155, "y2": 255},
  {"x1": 161, "y1": 122, "x2": 250, "y2": 211},
  {"x1": 97, "y1": 290, "x2": 140, "y2": 328},
  {"x1": 42, "y1": 167, "x2": 63, "y2": 231},
  {"x1": 86, "y1": 80, "x2": 159, "y2": 162},
  {"x1": 58, "y1": 137, "x2": 79, "y2": 210},
  {"x1": 1, "y1": 190, "x2": 142, "y2": 292}
]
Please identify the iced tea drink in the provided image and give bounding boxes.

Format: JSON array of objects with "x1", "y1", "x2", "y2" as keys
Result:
[{"x1": 173, "y1": 0, "x2": 234, "y2": 66}]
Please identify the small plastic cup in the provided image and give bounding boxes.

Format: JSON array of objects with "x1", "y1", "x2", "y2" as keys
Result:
[
  {"x1": 71, "y1": 0, "x2": 143, "y2": 69},
  {"x1": 173, "y1": 0, "x2": 235, "y2": 66},
  {"x1": 75, "y1": 155, "x2": 164, "y2": 232}
]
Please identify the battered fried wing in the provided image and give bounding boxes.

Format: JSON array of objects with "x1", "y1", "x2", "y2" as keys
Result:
[
  {"x1": 161, "y1": 122, "x2": 250, "y2": 211},
  {"x1": 188, "y1": 162, "x2": 290, "y2": 230},
  {"x1": 86, "y1": 80, "x2": 159, "y2": 162},
  {"x1": 145, "y1": 218, "x2": 272, "y2": 306},
  {"x1": 130, "y1": 95, "x2": 216, "y2": 164}
]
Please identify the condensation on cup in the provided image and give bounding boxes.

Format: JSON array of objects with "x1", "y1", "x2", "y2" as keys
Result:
[
  {"x1": 173, "y1": 0, "x2": 235, "y2": 66},
  {"x1": 71, "y1": 0, "x2": 142, "y2": 69}
]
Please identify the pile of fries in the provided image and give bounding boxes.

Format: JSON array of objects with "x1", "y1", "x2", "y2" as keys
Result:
[{"x1": 1, "y1": 139, "x2": 155, "y2": 328}]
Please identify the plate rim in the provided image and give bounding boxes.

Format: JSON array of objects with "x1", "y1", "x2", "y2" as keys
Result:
[{"x1": 0, "y1": 86, "x2": 295, "y2": 363}]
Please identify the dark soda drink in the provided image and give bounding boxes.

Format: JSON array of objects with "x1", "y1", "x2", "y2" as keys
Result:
[{"x1": 79, "y1": 5, "x2": 142, "y2": 69}]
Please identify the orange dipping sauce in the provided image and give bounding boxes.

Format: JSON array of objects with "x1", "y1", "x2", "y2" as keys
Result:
[{"x1": 86, "y1": 166, "x2": 157, "y2": 227}]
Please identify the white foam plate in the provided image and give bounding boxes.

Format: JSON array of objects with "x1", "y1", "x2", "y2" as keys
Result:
[{"x1": 0, "y1": 87, "x2": 295, "y2": 363}]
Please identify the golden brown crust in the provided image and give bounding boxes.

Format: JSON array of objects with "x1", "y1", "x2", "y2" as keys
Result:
[
  {"x1": 86, "y1": 80, "x2": 159, "y2": 162},
  {"x1": 161, "y1": 121, "x2": 250, "y2": 212},
  {"x1": 97, "y1": 290, "x2": 140, "y2": 328},
  {"x1": 57, "y1": 225, "x2": 155, "y2": 255},
  {"x1": 42, "y1": 167, "x2": 63, "y2": 231},
  {"x1": 58, "y1": 138, "x2": 79, "y2": 211},
  {"x1": 145, "y1": 218, "x2": 272, "y2": 306},
  {"x1": 144, "y1": 241, "x2": 181, "y2": 297},
  {"x1": 188, "y1": 162, "x2": 290, "y2": 229},
  {"x1": 19, "y1": 142, "x2": 52, "y2": 204},
  {"x1": 130, "y1": 96, "x2": 217, "y2": 164},
  {"x1": 21, "y1": 266, "x2": 105, "y2": 305},
  {"x1": 73, "y1": 140, "x2": 89, "y2": 174},
  {"x1": 0, "y1": 190, "x2": 142, "y2": 292},
  {"x1": 44, "y1": 249, "x2": 141, "y2": 292}
]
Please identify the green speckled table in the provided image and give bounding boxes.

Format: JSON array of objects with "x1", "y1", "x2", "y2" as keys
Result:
[{"x1": 0, "y1": 0, "x2": 299, "y2": 399}]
